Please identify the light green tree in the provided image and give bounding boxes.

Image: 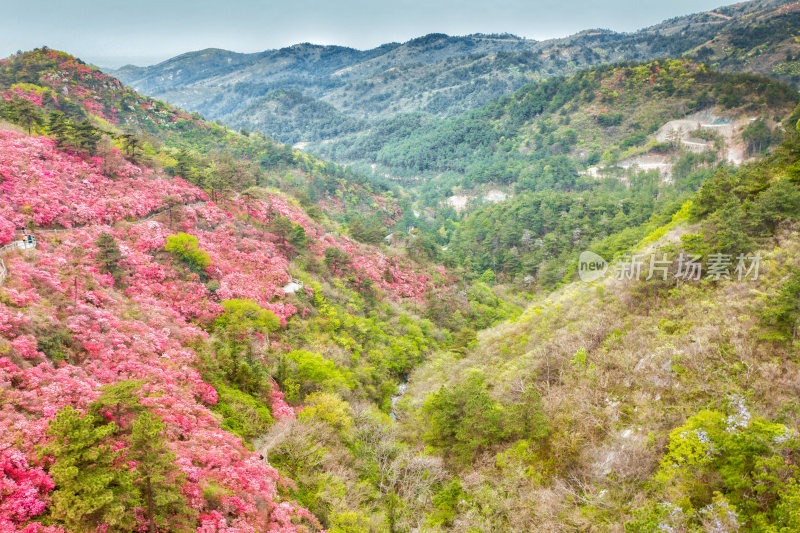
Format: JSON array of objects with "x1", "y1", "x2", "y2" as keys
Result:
[
  {"x1": 214, "y1": 298, "x2": 280, "y2": 341},
  {"x1": 165, "y1": 233, "x2": 212, "y2": 274}
]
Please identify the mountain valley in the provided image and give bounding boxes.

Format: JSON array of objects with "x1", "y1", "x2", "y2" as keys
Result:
[{"x1": 3, "y1": 1, "x2": 800, "y2": 531}]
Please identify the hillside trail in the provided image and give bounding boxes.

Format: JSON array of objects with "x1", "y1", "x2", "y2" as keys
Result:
[{"x1": 0, "y1": 200, "x2": 207, "y2": 286}]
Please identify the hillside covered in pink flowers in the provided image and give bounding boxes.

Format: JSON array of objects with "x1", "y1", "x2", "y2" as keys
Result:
[
  {"x1": 0, "y1": 125, "x2": 451, "y2": 529},
  {"x1": 0, "y1": 49, "x2": 508, "y2": 532},
  {"x1": 6, "y1": 16, "x2": 800, "y2": 530}
]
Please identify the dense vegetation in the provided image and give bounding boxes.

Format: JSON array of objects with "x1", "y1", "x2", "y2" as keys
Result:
[
  {"x1": 323, "y1": 59, "x2": 796, "y2": 288},
  {"x1": 0, "y1": 49, "x2": 520, "y2": 532},
  {"x1": 0, "y1": 48, "x2": 403, "y2": 229},
  {"x1": 3, "y1": 3, "x2": 800, "y2": 529},
  {"x1": 393, "y1": 107, "x2": 800, "y2": 531},
  {"x1": 333, "y1": 61, "x2": 794, "y2": 177}
]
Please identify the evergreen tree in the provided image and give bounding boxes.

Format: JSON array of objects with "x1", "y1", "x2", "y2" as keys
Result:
[
  {"x1": 41, "y1": 407, "x2": 138, "y2": 532},
  {"x1": 324, "y1": 246, "x2": 351, "y2": 273},
  {"x1": 95, "y1": 232, "x2": 124, "y2": 284},
  {"x1": 74, "y1": 121, "x2": 101, "y2": 155},
  {"x1": 47, "y1": 111, "x2": 70, "y2": 149},
  {"x1": 12, "y1": 100, "x2": 44, "y2": 135},
  {"x1": 120, "y1": 133, "x2": 141, "y2": 160},
  {"x1": 88, "y1": 379, "x2": 145, "y2": 424},
  {"x1": 761, "y1": 269, "x2": 800, "y2": 340},
  {"x1": 742, "y1": 118, "x2": 773, "y2": 155},
  {"x1": 129, "y1": 412, "x2": 191, "y2": 532},
  {"x1": 289, "y1": 223, "x2": 307, "y2": 250}
]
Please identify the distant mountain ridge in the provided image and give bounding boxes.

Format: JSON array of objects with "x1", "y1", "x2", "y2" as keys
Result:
[
  {"x1": 111, "y1": 32, "x2": 541, "y2": 124},
  {"x1": 109, "y1": 0, "x2": 800, "y2": 147}
]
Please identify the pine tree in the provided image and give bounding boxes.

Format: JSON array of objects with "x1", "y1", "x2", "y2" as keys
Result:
[
  {"x1": 129, "y1": 412, "x2": 191, "y2": 532},
  {"x1": 13, "y1": 100, "x2": 44, "y2": 135},
  {"x1": 47, "y1": 111, "x2": 70, "y2": 149},
  {"x1": 95, "y1": 232, "x2": 124, "y2": 284},
  {"x1": 74, "y1": 120, "x2": 101, "y2": 155},
  {"x1": 120, "y1": 133, "x2": 141, "y2": 161},
  {"x1": 174, "y1": 148, "x2": 194, "y2": 182},
  {"x1": 88, "y1": 379, "x2": 145, "y2": 424},
  {"x1": 289, "y1": 223, "x2": 307, "y2": 249},
  {"x1": 41, "y1": 407, "x2": 138, "y2": 532}
]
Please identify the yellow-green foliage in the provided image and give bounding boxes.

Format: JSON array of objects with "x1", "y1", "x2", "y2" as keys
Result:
[
  {"x1": 164, "y1": 232, "x2": 212, "y2": 273},
  {"x1": 214, "y1": 383, "x2": 274, "y2": 443},
  {"x1": 298, "y1": 392, "x2": 354, "y2": 433},
  {"x1": 639, "y1": 200, "x2": 693, "y2": 247},
  {"x1": 329, "y1": 511, "x2": 371, "y2": 533},
  {"x1": 215, "y1": 298, "x2": 280, "y2": 339},
  {"x1": 294, "y1": 280, "x2": 441, "y2": 406},
  {"x1": 278, "y1": 350, "x2": 351, "y2": 402},
  {"x1": 629, "y1": 406, "x2": 800, "y2": 531}
]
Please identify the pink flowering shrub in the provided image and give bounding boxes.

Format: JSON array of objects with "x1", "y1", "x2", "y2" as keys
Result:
[
  {"x1": 10, "y1": 335, "x2": 40, "y2": 359},
  {"x1": 0, "y1": 130, "x2": 206, "y2": 230},
  {"x1": 269, "y1": 381, "x2": 296, "y2": 420},
  {"x1": 0, "y1": 450, "x2": 54, "y2": 528},
  {"x1": 2, "y1": 85, "x2": 46, "y2": 106},
  {"x1": 0, "y1": 132, "x2": 330, "y2": 531}
]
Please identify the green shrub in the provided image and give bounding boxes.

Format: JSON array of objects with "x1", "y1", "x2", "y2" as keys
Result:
[
  {"x1": 597, "y1": 111, "x2": 624, "y2": 127},
  {"x1": 214, "y1": 298, "x2": 280, "y2": 340},
  {"x1": 277, "y1": 350, "x2": 350, "y2": 402},
  {"x1": 422, "y1": 371, "x2": 505, "y2": 463},
  {"x1": 760, "y1": 269, "x2": 800, "y2": 342},
  {"x1": 629, "y1": 406, "x2": 800, "y2": 531},
  {"x1": 214, "y1": 383, "x2": 274, "y2": 442},
  {"x1": 165, "y1": 232, "x2": 212, "y2": 274}
]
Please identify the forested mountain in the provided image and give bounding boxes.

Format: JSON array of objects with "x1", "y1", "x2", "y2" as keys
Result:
[
  {"x1": 400, "y1": 110, "x2": 800, "y2": 530},
  {"x1": 111, "y1": 0, "x2": 800, "y2": 146},
  {"x1": 4, "y1": 0, "x2": 800, "y2": 530},
  {"x1": 324, "y1": 59, "x2": 797, "y2": 289},
  {"x1": 105, "y1": 0, "x2": 800, "y2": 294}
]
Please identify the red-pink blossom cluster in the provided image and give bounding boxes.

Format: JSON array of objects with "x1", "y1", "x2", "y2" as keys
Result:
[
  {"x1": 269, "y1": 381, "x2": 296, "y2": 420},
  {"x1": 0, "y1": 130, "x2": 205, "y2": 238},
  {"x1": 0, "y1": 132, "x2": 325, "y2": 531},
  {"x1": 2, "y1": 86, "x2": 45, "y2": 106},
  {"x1": 0, "y1": 241, "x2": 318, "y2": 530},
  {"x1": 0, "y1": 449, "x2": 55, "y2": 530}
]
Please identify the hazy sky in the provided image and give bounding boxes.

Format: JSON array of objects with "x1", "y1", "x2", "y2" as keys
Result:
[{"x1": 2, "y1": 0, "x2": 729, "y2": 68}]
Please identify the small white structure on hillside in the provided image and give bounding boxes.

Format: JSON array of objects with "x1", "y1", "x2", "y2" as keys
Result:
[
  {"x1": 282, "y1": 278, "x2": 303, "y2": 294},
  {"x1": 0, "y1": 232, "x2": 37, "y2": 286}
]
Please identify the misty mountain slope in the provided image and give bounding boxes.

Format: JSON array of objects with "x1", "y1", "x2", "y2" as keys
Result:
[
  {"x1": 110, "y1": 0, "x2": 798, "y2": 146},
  {"x1": 111, "y1": 34, "x2": 539, "y2": 126}
]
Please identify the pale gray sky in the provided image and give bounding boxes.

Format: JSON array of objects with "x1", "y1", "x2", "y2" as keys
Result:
[{"x1": 2, "y1": 0, "x2": 731, "y2": 67}]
